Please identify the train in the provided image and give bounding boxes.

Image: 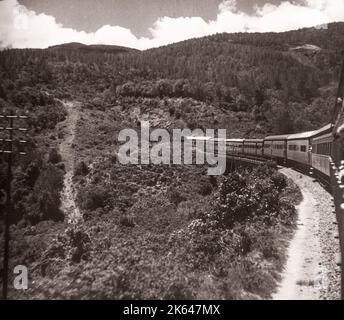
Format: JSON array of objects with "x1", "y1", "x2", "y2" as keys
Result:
[{"x1": 222, "y1": 123, "x2": 334, "y2": 182}]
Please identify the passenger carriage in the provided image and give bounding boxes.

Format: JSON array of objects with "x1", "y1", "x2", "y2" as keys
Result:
[
  {"x1": 310, "y1": 124, "x2": 333, "y2": 177},
  {"x1": 226, "y1": 139, "x2": 244, "y2": 155},
  {"x1": 287, "y1": 131, "x2": 315, "y2": 167},
  {"x1": 263, "y1": 134, "x2": 289, "y2": 162},
  {"x1": 243, "y1": 139, "x2": 264, "y2": 157}
]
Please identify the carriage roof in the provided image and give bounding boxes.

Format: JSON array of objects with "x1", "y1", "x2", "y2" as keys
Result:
[
  {"x1": 244, "y1": 139, "x2": 264, "y2": 143},
  {"x1": 287, "y1": 130, "x2": 316, "y2": 140},
  {"x1": 310, "y1": 123, "x2": 333, "y2": 138},
  {"x1": 225, "y1": 139, "x2": 244, "y2": 143},
  {"x1": 264, "y1": 134, "x2": 289, "y2": 141}
]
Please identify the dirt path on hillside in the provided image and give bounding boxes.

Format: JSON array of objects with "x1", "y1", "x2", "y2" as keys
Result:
[
  {"x1": 272, "y1": 168, "x2": 340, "y2": 300},
  {"x1": 58, "y1": 101, "x2": 81, "y2": 224}
]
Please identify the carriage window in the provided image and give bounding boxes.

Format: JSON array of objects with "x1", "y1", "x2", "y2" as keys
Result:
[
  {"x1": 300, "y1": 145, "x2": 306, "y2": 152},
  {"x1": 313, "y1": 142, "x2": 332, "y2": 155}
]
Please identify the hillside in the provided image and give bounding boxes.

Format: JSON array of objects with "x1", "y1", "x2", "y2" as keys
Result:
[
  {"x1": 0, "y1": 23, "x2": 343, "y2": 299},
  {"x1": 48, "y1": 42, "x2": 139, "y2": 55},
  {"x1": 2, "y1": 23, "x2": 343, "y2": 138},
  {"x1": 1, "y1": 22, "x2": 343, "y2": 223},
  {"x1": 1, "y1": 22, "x2": 343, "y2": 222}
]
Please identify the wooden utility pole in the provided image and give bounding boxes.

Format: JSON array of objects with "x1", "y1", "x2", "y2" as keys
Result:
[{"x1": 0, "y1": 110, "x2": 28, "y2": 300}]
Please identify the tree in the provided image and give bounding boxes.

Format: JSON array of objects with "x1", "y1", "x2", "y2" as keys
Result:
[
  {"x1": 156, "y1": 79, "x2": 173, "y2": 98},
  {"x1": 275, "y1": 110, "x2": 294, "y2": 134},
  {"x1": 0, "y1": 84, "x2": 6, "y2": 99},
  {"x1": 254, "y1": 89, "x2": 265, "y2": 107}
]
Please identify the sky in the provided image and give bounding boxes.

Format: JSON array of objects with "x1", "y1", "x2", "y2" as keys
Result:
[{"x1": 0, "y1": 0, "x2": 343, "y2": 50}]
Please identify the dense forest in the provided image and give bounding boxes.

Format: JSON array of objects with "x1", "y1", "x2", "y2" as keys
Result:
[
  {"x1": 0, "y1": 22, "x2": 343, "y2": 299},
  {"x1": 1, "y1": 23, "x2": 343, "y2": 136}
]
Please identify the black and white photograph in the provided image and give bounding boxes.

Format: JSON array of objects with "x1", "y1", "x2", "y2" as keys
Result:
[{"x1": 1, "y1": 0, "x2": 344, "y2": 304}]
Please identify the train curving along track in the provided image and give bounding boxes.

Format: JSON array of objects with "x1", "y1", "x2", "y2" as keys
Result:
[
  {"x1": 223, "y1": 59, "x2": 344, "y2": 299},
  {"x1": 189, "y1": 59, "x2": 344, "y2": 298}
]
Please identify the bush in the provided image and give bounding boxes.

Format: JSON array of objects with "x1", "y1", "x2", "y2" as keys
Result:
[
  {"x1": 119, "y1": 214, "x2": 135, "y2": 227},
  {"x1": 169, "y1": 188, "x2": 186, "y2": 206},
  {"x1": 30, "y1": 164, "x2": 64, "y2": 223},
  {"x1": 213, "y1": 165, "x2": 292, "y2": 227},
  {"x1": 198, "y1": 179, "x2": 213, "y2": 196},
  {"x1": 29, "y1": 103, "x2": 67, "y2": 132},
  {"x1": 43, "y1": 226, "x2": 91, "y2": 264},
  {"x1": 169, "y1": 106, "x2": 175, "y2": 116},
  {"x1": 66, "y1": 227, "x2": 92, "y2": 263},
  {"x1": 78, "y1": 186, "x2": 110, "y2": 210},
  {"x1": 271, "y1": 172, "x2": 288, "y2": 192},
  {"x1": 74, "y1": 161, "x2": 89, "y2": 176},
  {"x1": 48, "y1": 148, "x2": 62, "y2": 164}
]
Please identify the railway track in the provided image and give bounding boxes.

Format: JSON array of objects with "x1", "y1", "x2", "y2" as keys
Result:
[{"x1": 224, "y1": 151, "x2": 343, "y2": 298}]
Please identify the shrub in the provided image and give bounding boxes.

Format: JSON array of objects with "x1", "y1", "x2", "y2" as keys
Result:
[
  {"x1": 198, "y1": 179, "x2": 213, "y2": 196},
  {"x1": 74, "y1": 161, "x2": 89, "y2": 176},
  {"x1": 78, "y1": 186, "x2": 110, "y2": 211},
  {"x1": 66, "y1": 227, "x2": 92, "y2": 263},
  {"x1": 271, "y1": 172, "x2": 288, "y2": 192},
  {"x1": 213, "y1": 164, "x2": 292, "y2": 227},
  {"x1": 119, "y1": 214, "x2": 135, "y2": 227},
  {"x1": 169, "y1": 188, "x2": 186, "y2": 206},
  {"x1": 169, "y1": 106, "x2": 175, "y2": 116},
  {"x1": 29, "y1": 103, "x2": 67, "y2": 132},
  {"x1": 30, "y1": 164, "x2": 64, "y2": 223},
  {"x1": 43, "y1": 226, "x2": 91, "y2": 264},
  {"x1": 48, "y1": 148, "x2": 62, "y2": 164}
]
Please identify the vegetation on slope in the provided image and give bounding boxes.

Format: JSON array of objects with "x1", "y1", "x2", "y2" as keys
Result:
[{"x1": 7, "y1": 163, "x2": 300, "y2": 299}]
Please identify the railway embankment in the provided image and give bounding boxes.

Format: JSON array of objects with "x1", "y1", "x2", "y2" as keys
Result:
[{"x1": 273, "y1": 168, "x2": 341, "y2": 300}]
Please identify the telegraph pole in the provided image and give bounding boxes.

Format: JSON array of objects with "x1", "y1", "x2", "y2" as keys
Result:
[{"x1": 0, "y1": 110, "x2": 28, "y2": 300}]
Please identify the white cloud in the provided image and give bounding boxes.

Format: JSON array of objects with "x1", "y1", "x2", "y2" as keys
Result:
[{"x1": 0, "y1": 0, "x2": 343, "y2": 50}]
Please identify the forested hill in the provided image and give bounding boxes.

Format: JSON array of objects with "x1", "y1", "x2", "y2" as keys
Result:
[
  {"x1": 48, "y1": 42, "x2": 139, "y2": 54},
  {"x1": 1, "y1": 22, "x2": 344, "y2": 136}
]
